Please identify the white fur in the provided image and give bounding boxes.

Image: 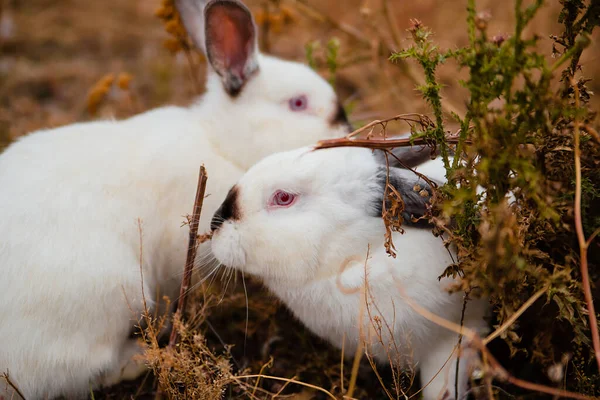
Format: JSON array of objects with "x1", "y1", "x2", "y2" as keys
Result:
[
  {"x1": 0, "y1": 1, "x2": 350, "y2": 397},
  {"x1": 211, "y1": 147, "x2": 489, "y2": 399}
]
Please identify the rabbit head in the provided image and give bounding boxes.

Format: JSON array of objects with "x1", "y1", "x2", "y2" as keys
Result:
[
  {"x1": 176, "y1": 0, "x2": 353, "y2": 170},
  {"x1": 210, "y1": 146, "x2": 435, "y2": 285}
]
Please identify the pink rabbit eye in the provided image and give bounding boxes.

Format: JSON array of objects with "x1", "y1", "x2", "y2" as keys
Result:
[
  {"x1": 269, "y1": 190, "x2": 297, "y2": 208},
  {"x1": 289, "y1": 95, "x2": 308, "y2": 111}
]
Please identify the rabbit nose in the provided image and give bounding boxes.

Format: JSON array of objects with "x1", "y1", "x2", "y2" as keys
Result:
[
  {"x1": 211, "y1": 185, "x2": 240, "y2": 232},
  {"x1": 211, "y1": 206, "x2": 224, "y2": 232}
]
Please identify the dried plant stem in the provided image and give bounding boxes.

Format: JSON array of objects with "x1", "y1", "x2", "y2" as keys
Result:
[
  {"x1": 394, "y1": 282, "x2": 593, "y2": 399},
  {"x1": 573, "y1": 82, "x2": 600, "y2": 374},
  {"x1": 346, "y1": 333, "x2": 364, "y2": 399},
  {"x1": 347, "y1": 113, "x2": 434, "y2": 139},
  {"x1": 315, "y1": 135, "x2": 464, "y2": 151},
  {"x1": 288, "y1": 0, "x2": 370, "y2": 47},
  {"x1": 455, "y1": 292, "x2": 469, "y2": 400},
  {"x1": 587, "y1": 226, "x2": 600, "y2": 247},
  {"x1": 364, "y1": 352, "x2": 396, "y2": 400},
  {"x1": 252, "y1": 359, "x2": 273, "y2": 397},
  {"x1": 483, "y1": 286, "x2": 548, "y2": 345},
  {"x1": 340, "y1": 334, "x2": 345, "y2": 394},
  {"x1": 1, "y1": 372, "x2": 26, "y2": 400},
  {"x1": 382, "y1": 0, "x2": 402, "y2": 49},
  {"x1": 168, "y1": 165, "x2": 208, "y2": 348},
  {"x1": 582, "y1": 125, "x2": 600, "y2": 144},
  {"x1": 346, "y1": 256, "x2": 369, "y2": 399},
  {"x1": 233, "y1": 375, "x2": 338, "y2": 400}
]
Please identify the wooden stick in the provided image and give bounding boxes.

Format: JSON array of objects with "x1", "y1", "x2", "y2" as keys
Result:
[
  {"x1": 168, "y1": 165, "x2": 208, "y2": 348},
  {"x1": 314, "y1": 135, "x2": 466, "y2": 151}
]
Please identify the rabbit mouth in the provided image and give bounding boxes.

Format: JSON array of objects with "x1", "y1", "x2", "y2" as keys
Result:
[{"x1": 211, "y1": 226, "x2": 246, "y2": 271}]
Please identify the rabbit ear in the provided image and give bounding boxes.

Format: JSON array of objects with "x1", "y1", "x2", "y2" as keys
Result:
[
  {"x1": 372, "y1": 167, "x2": 433, "y2": 226},
  {"x1": 205, "y1": 0, "x2": 259, "y2": 95},
  {"x1": 176, "y1": 0, "x2": 259, "y2": 96},
  {"x1": 374, "y1": 145, "x2": 438, "y2": 169}
]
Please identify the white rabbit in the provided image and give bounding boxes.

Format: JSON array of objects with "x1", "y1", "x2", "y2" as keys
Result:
[
  {"x1": 0, "y1": 0, "x2": 352, "y2": 398},
  {"x1": 210, "y1": 146, "x2": 489, "y2": 400}
]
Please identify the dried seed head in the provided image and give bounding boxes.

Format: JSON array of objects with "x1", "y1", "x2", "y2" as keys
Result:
[
  {"x1": 409, "y1": 18, "x2": 423, "y2": 32},
  {"x1": 475, "y1": 11, "x2": 492, "y2": 31},
  {"x1": 86, "y1": 74, "x2": 115, "y2": 115}
]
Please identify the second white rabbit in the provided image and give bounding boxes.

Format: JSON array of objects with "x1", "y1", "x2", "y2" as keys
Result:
[{"x1": 211, "y1": 146, "x2": 489, "y2": 400}]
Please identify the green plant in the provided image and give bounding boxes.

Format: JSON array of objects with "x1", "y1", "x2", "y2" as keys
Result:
[{"x1": 390, "y1": 0, "x2": 599, "y2": 396}]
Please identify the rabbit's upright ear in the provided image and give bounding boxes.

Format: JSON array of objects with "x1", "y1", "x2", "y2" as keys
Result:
[
  {"x1": 372, "y1": 167, "x2": 433, "y2": 226},
  {"x1": 177, "y1": 0, "x2": 259, "y2": 96}
]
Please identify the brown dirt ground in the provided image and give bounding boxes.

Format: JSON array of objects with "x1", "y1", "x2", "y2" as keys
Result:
[{"x1": 1, "y1": 0, "x2": 599, "y2": 399}]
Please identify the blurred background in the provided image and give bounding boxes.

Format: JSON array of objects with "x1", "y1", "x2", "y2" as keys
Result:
[{"x1": 1, "y1": 0, "x2": 598, "y2": 144}]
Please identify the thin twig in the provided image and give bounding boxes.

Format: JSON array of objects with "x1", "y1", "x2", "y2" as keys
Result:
[
  {"x1": 346, "y1": 113, "x2": 434, "y2": 138},
  {"x1": 347, "y1": 337, "x2": 365, "y2": 399},
  {"x1": 455, "y1": 291, "x2": 469, "y2": 400},
  {"x1": 393, "y1": 281, "x2": 593, "y2": 399},
  {"x1": 345, "y1": 249, "x2": 369, "y2": 399},
  {"x1": 168, "y1": 165, "x2": 208, "y2": 348},
  {"x1": 1, "y1": 371, "x2": 26, "y2": 400},
  {"x1": 137, "y1": 219, "x2": 148, "y2": 315},
  {"x1": 582, "y1": 125, "x2": 600, "y2": 144},
  {"x1": 483, "y1": 286, "x2": 548, "y2": 345},
  {"x1": 586, "y1": 226, "x2": 600, "y2": 247},
  {"x1": 288, "y1": 0, "x2": 371, "y2": 47},
  {"x1": 252, "y1": 358, "x2": 273, "y2": 397},
  {"x1": 572, "y1": 80, "x2": 600, "y2": 373},
  {"x1": 233, "y1": 375, "x2": 338, "y2": 400},
  {"x1": 382, "y1": 0, "x2": 402, "y2": 50},
  {"x1": 340, "y1": 334, "x2": 345, "y2": 394},
  {"x1": 314, "y1": 135, "x2": 465, "y2": 151}
]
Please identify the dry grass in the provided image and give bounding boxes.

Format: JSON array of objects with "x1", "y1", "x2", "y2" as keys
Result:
[{"x1": 2, "y1": 0, "x2": 600, "y2": 399}]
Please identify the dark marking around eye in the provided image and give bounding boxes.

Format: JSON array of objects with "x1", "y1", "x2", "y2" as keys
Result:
[{"x1": 211, "y1": 185, "x2": 241, "y2": 231}]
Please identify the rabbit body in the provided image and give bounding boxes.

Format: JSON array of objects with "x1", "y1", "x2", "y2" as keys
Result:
[
  {"x1": 267, "y1": 230, "x2": 489, "y2": 400},
  {"x1": 0, "y1": 104, "x2": 233, "y2": 399},
  {"x1": 0, "y1": 0, "x2": 350, "y2": 397},
  {"x1": 210, "y1": 146, "x2": 489, "y2": 400}
]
